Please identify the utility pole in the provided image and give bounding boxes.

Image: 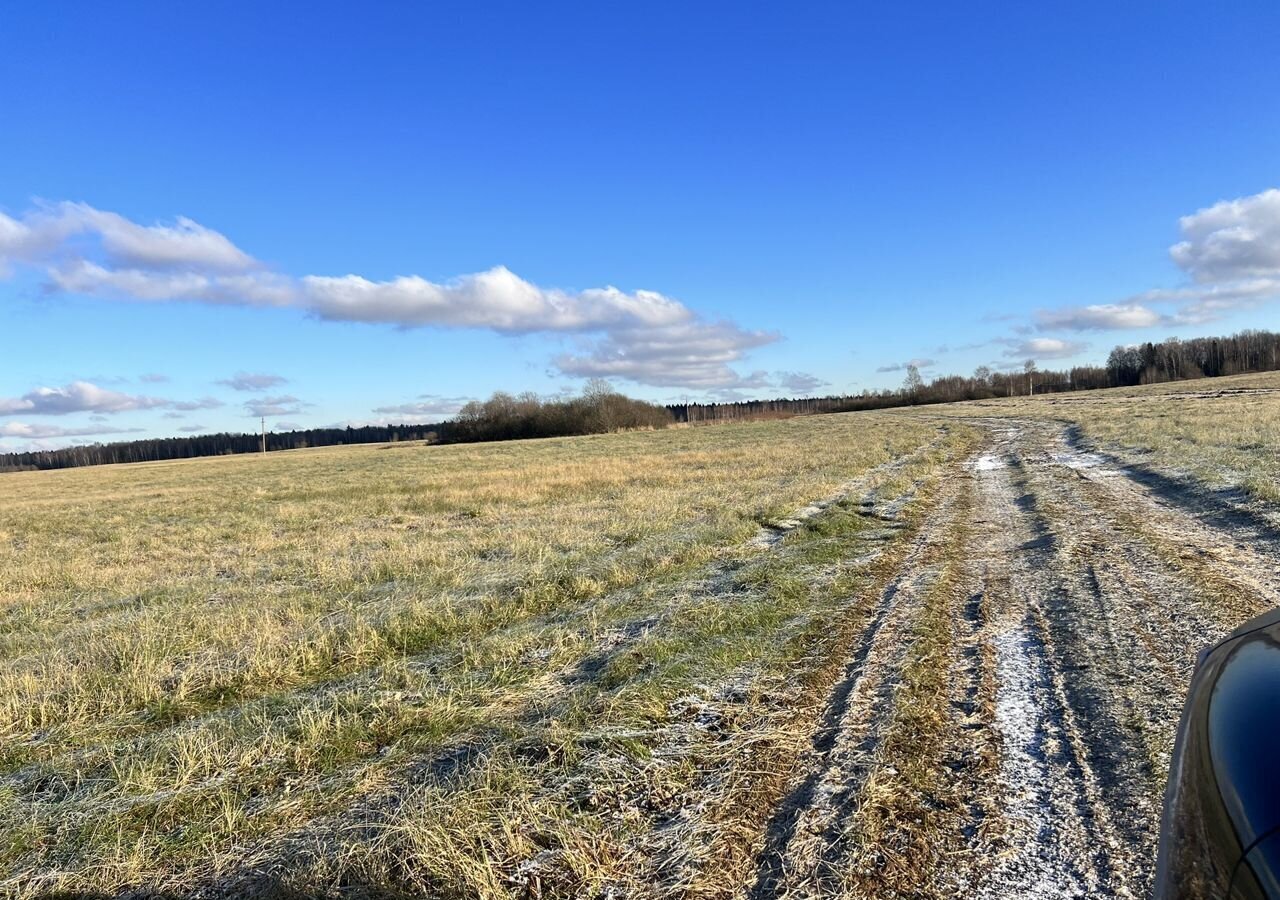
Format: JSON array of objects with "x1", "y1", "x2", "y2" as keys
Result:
[{"x1": 260, "y1": 417, "x2": 266, "y2": 454}]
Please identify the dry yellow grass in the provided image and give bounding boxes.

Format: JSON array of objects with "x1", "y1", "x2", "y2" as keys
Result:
[
  {"x1": 0, "y1": 413, "x2": 976, "y2": 897},
  {"x1": 913, "y1": 370, "x2": 1280, "y2": 502}
]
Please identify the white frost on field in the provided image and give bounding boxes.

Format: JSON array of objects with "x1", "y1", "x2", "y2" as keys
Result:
[
  {"x1": 978, "y1": 626, "x2": 1090, "y2": 899},
  {"x1": 745, "y1": 489, "x2": 846, "y2": 549}
]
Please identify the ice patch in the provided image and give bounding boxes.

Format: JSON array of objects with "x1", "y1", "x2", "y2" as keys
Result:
[
  {"x1": 1052, "y1": 451, "x2": 1111, "y2": 471},
  {"x1": 972, "y1": 454, "x2": 1007, "y2": 472}
]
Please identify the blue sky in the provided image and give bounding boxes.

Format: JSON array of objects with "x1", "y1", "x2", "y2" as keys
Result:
[{"x1": 3, "y1": 1, "x2": 1280, "y2": 449}]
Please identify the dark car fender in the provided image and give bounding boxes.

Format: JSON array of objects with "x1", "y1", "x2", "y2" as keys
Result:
[{"x1": 1156, "y1": 608, "x2": 1280, "y2": 899}]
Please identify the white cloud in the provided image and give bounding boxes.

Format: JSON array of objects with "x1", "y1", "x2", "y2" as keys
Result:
[
  {"x1": 0, "y1": 381, "x2": 170, "y2": 416},
  {"x1": 1036, "y1": 303, "x2": 1165, "y2": 331},
  {"x1": 218, "y1": 372, "x2": 288, "y2": 392},
  {"x1": 997, "y1": 337, "x2": 1088, "y2": 359},
  {"x1": 1019, "y1": 188, "x2": 1280, "y2": 334},
  {"x1": 1, "y1": 202, "x2": 256, "y2": 274},
  {"x1": 371, "y1": 395, "x2": 473, "y2": 417},
  {"x1": 553, "y1": 321, "x2": 779, "y2": 388},
  {"x1": 0, "y1": 380, "x2": 227, "y2": 418},
  {"x1": 0, "y1": 200, "x2": 777, "y2": 391},
  {"x1": 1171, "y1": 189, "x2": 1280, "y2": 283},
  {"x1": 876, "y1": 358, "x2": 935, "y2": 373},
  {"x1": 48, "y1": 260, "x2": 296, "y2": 306},
  {"x1": 1102, "y1": 189, "x2": 1280, "y2": 327},
  {"x1": 775, "y1": 371, "x2": 830, "y2": 396},
  {"x1": 0, "y1": 209, "x2": 66, "y2": 268},
  {"x1": 244, "y1": 395, "x2": 307, "y2": 417},
  {"x1": 1128, "y1": 277, "x2": 1280, "y2": 323},
  {"x1": 301, "y1": 266, "x2": 691, "y2": 333},
  {"x1": 169, "y1": 397, "x2": 224, "y2": 411},
  {"x1": 0, "y1": 421, "x2": 146, "y2": 439},
  {"x1": 139, "y1": 373, "x2": 169, "y2": 383}
]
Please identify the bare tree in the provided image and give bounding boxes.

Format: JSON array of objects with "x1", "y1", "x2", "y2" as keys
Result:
[
  {"x1": 1024, "y1": 359, "x2": 1037, "y2": 396},
  {"x1": 903, "y1": 364, "x2": 924, "y2": 397},
  {"x1": 583, "y1": 377, "x2": 615, "y2": 400}
]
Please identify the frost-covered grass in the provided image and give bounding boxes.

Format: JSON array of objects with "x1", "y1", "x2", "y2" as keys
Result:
[{"x1": 921, "y1": 370, "x2": 1280, "y2": 503}]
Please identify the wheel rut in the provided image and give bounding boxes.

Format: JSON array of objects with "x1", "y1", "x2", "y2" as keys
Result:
[
  {"x1": 746, "y1": 477, "x2": 966, "y2": 899},
  {"x1": 746, "y1": 416, "x2": 1280, "y2": 899}
]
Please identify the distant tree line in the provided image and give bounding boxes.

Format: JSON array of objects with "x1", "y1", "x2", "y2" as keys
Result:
[
  {"x1": 0, "y1": 380, "x2": 672, "y2": 472},
  {"x1": 668, "y1": 328, "x2": 1280, "y2": 421},
  {"x1": 5, "y1": 329, "x2": 1280, "y2": 473},
  {"x1": 0, "y1": 424, "x2": 445, "y2": 472},
  {"x1": 668, "y1": 396, "x2": 860, "y2": 423}
]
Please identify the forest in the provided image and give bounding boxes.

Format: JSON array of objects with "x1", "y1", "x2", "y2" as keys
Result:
[{"x1": 4, "y1": 329, "x2": 1279, "y2": 472}]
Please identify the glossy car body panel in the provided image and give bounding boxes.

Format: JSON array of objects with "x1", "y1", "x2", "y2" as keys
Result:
[{"x1": 1156, "y1": 608, "x2": 1280, "y2": 899}]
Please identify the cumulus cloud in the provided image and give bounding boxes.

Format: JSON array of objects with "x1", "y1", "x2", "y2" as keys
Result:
[
  {"x1": 302, "y1": 267, "x2": 691, "y2": 333},
  {"x1": 1036, "y1": 303, "x2": 1166, "y2": 331},
  {"x1": 244, "y1": 395, "x2": 307, "y2": 417},
  {"x1": 1, "y1": 202, "x2": 256, "y2": 272},
  {"x1": 0, "y1": 381, "x2": 171, "y2": 416},
  {"x1": 875, "y1": 358, "x2": 936, "y2": 373},
  {"x1": 169, "y1": 397, "x2": 224, "y2": 411},
  {"x1": 371, "y1": 395, "x2": 473, "y2": 417},
  {"x1": 0, "y1": 381, "x2": 228, "y2": 418},
  {"x1": 1129, "y1": 277, "x2": 1280, "y2": 323},
  {"x1": 553, "y1": 321, "x2": 779, "y2": 388},
  {"x1": 218, "y1": 372, "x2": 288, "y2": 392},
  {"x1": 1027, "y1": 188, "x2": 1280, "y2": 332},
  {"x1": 1171, "y1": 189, "x2": 1280, "y2": 283},
  {"x1": 0, "y1": 201, "x2": 777, "y2": 390},
  {"x1": 775, "y1": 371, "x2": 830, "y2": 395},
  {"x1": 0, "y1": 421, "x2": 146, "y2": 439},
  {"x1": 997, "y1": 337, "x2": 1088, "y2": 359},
  {"x1": 48, "y1": 260, "x2": 296, "y2": 306}
]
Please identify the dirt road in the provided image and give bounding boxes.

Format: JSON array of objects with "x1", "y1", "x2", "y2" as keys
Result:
[{"x1": 749, "y1": 417, "x2": 1280, "y2": 899}]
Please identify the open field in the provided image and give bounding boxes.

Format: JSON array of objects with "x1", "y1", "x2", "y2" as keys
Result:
[
  {"x1": 3, "y1": 376, "x2": 1280, "y2": 898},
  {"x1": 0, "y1": 414, "x2": 977, "y2": 897},
  {"x1": 924, "y1": 369, "x2": 1280, "y2": 503}
]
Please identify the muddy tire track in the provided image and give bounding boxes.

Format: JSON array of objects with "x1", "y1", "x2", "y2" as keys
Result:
[
  {"x1": 745, "y1": 470, "x2": 968, "y2": 898},
  {"x1": 967, "y1": 420, "x2": 1261, "y2": 899},
  {"x1": 747, "y1": 415, "x2": 1279, "y2": 899}
]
